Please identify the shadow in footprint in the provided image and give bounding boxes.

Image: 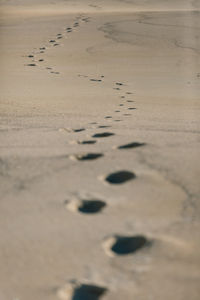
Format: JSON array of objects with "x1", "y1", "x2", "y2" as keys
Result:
[
  {"x1": 73, "y1": 284, "x2": 107, "y2": 300},
  {"x1": 58, "y1": 282, "x2": 107, "y2": 300},
  {"x1": 71, "y1": 153, "x2": 103, "y2": 161},
  {"x1": 118, "y1": 142, "x2": 145, "y2": 149},
  {"x1": 66, "y1": 198, "x2": 106, "y2": 214},
  {"x1": 77, "y1": 140, "x2": 97, "y2": 144},
  {"x1": 128, "y1": 108, "x2": 136, "y2": 110},
  {"x1": 103, "y1": 235, "x2": 150, "y2": 256},
  {"x1": 90, "y1": 79, "x2": 102, "y2": 82},
  {"x1": 78, "y1": 200, "x2": 106, "y2": 214},
  {"x1": 26, "y1": 63, "x2": 36, "y2": 66},
  {"x1": 104, "y1": 116, "x2": 112, "y2": 119},
  {"x1": 98, "y1": 125, "x2": 111, "y2": 128},
  {"x1": 73, "y1": 128, "x2": 85, "y2": 132},
  {"x1": 105, "y1": 170, "x2": 135, "y2": 184},
  {"x1": 92, "y1": 132, "x2": 114, "y2": 138}
]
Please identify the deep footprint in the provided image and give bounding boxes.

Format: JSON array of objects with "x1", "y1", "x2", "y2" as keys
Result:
[
  {"x1": 103, "y1": 235, "x2": 150, "y2": 256},
  {"x1": 118, "y1": 142, "x2": 145, "y2": 149},
  {"x1": 105, "y1": 170, "x2": 135, "y2": 184},
  {"x1": 71, "y1": 153, "x2": 103, "y2": 161},
  {"x1": 65, "y1": 198, "x2": 106, "y2": 214},
  {"x1": 92, "y1": 132, "x2": 115, "y2": 138},
  {"x1": 58, "y1": 281, "x2": 107, "y2": 300}
]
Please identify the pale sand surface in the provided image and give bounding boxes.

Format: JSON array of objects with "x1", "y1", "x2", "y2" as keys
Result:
[{"x1": 0, "y1": 0, "x2": 200, "y2": 299}]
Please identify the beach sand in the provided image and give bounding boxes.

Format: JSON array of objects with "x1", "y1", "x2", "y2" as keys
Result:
[{"x1": 0, "y1": 0, "x2": 200, "y2": 299}]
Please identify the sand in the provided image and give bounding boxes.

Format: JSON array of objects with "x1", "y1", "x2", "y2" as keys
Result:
[{"x1": 0, "y1": 0, "x2": 200, "y2": 299}]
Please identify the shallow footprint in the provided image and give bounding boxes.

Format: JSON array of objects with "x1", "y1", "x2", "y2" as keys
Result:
[
  {"x1": 57, "y1": 281, "x2": 107, "y2": 300},
  {"x1": 90, "y1": 79, "x2": 102, "y2": 82},
  {"x1": 73, "y1": 128, "x2": 85, "y2": 132},
  {"x1": 65, "y1": 198, "x2": 106, "y2": 214},
  {"x1": 103, "y1": 235, "x2": 151, "y2": 256},
  {"x1": 104, "y1": 170, "x2": 135, "y2": 184},
  {"x1": 70, "y1": 153, "x2": 103, "y2": 161},
  {"x1": 118, "y1": 142, "x2": 145, "y2": 149},
  {"x1": 92, "y1": 132, "x2": 115, "y2": 138}
]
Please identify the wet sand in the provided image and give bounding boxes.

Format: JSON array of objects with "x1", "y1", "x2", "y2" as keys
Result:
[{"x1": 0, "y1": 1, "x2": 200, "y2": 299}]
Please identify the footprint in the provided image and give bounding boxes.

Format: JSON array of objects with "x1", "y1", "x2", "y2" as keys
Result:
[
  {"x1": 117, "y1": 142, "x2": 145, "y2": 149},
  {"x1": 102, "y1": 235, "x2": 151, "y2": 256},
  {"x1": 92, "y1": 132, "x2": 115, "y2": 138},
  {"x1": 115, "y1": 110, "x2": 120, "y2": 113},
  {"x1": 26, "y1": 63, "x2": 36, "y2": 66},
  {"x1": 104, "y1": 170, "x2": 136, "y2": 184},
  {"x1": 66, "y1": 27, "x2": 72, "y2": 32},
  {"x1": 113, "y1": 87, "x2": 120, "y2": 90},
  {"x1": 40, "y1": 47, "x2": 46, "y2": 50},
  {"x1": 65, "y1": 198, "x2": 106, "y2": 214},
  {"x1": 57, "y1": 36, "x2": 62, "y2": 39},
  {"x1": 116, "y1": 82, "x2": 123, "y2": 86},
  {"x1": 28, "y1": 55, "x2": 34, "y2": 58},
  {"x1": 126, "y1": 92, "x2": 133, "y2": 95},
  {"x1": 38, "y1": 59, "x2": 44, "y2": 62},
  {"x1": 114, "y1": 120, "x2": 122, "y2": 122},
  {"x1": 70, "y1": 153, "x2": 103, "y2": 161},
  {"x1": 54, "y1": 43, "x2": 59, "y2": 46},
  {"x1": 104, "y1": 116, "x2": 112, "y2": 119},
  {"x1": 120, "y1": 96, "x2": 125, "y2": 99},
  {"x1": 57, "y1": 281, "x2": 107, "y2": 300},
  {"x1": 119, "y1": 104, "x2": 124, "y2": 106},
  {"x1": 128, "y1": 107, "x2": 136, "y2": 110},
  {"x1": 127, "y1": 100, "x2": 134, "y2": 103},
  {"x1": 49, "y1": 40, "x2": 56, "y2": 43},
  {"x1": 90, "y1": 79, "x2": 102, "y2": 82},
  {"x1": 98, "y1": 125, "x2": 111, "y2": 128},
  {"x1": 73, "y1": 128, "x2": 85, "y2": 132},
  {"x1": 77, "y1": 140, "x2": 97, "y2": 144},
  {"x1": 46, "y1": 67, "x2": 52, "y2": 70},
  {"x1": 123, "y1": 113, "x2": 131, "y2": 116}
]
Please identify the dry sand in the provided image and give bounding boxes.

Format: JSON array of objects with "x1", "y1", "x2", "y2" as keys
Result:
[{"x1": 0, "y1": 0, "x2": 200, "y2": 299}]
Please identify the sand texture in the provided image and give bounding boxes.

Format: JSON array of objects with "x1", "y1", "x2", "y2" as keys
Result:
[{"x1": 0, "y1": 0, "x2": 200, "y2": 299}]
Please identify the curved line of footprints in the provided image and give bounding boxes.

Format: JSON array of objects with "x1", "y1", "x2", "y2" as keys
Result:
[
  {"x1": 24, "y1": 14, "x2": 151, "y2": 300},
  {"x1": 58, "y1": 80, "x2": 150, "y2": 298}
]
